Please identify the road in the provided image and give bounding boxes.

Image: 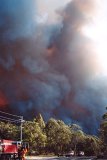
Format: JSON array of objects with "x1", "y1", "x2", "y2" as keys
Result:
[{"x1": 26, "y1": 156, "x2": 97, "y2": 160}]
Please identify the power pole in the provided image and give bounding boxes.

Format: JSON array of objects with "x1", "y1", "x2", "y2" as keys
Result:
[
  {"x1": 20, "y1": 116, "x2": 24, "y2": 142},
  {"x1": 0, "y1": 110, "x2": 25, "y2": 142}
]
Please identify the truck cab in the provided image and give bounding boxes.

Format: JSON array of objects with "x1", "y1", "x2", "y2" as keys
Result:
[{"x1": 0, "y1": 139, "x2": 29, "y2": 160}]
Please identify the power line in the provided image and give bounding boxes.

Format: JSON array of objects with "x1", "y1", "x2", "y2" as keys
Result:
[
  {"x1": 0, "y1": 117, "x2": 21, "y2": 123},
  {"x1": 0, "y1": 115, "x2": 21, "y2": 122},
  {"x1": 0, "y1": 115, "x2": 21, "y2": 123},
  {"x1": 0, "y1": 110, "x2": 21, "y2": 118},
  {"x1": 0, "y1": 110, "x2": 25, "y2": 141}
]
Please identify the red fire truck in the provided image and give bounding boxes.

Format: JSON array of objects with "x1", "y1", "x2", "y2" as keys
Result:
[{"x1": 0, "y1": 139, "x2": 29, "y2": 160}]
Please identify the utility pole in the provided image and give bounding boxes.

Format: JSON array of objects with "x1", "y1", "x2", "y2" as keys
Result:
[
  {"x1": 20, "y1": 116, "x2": 24, "y2": 142},
  {"x1": 0, "y1": 110, "x2": 25, "y2": 142}
]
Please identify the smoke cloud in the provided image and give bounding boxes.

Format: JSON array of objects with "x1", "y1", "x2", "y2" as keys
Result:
[{"x1": 0, "y1": 0, "x2": 106, "y2": 134}]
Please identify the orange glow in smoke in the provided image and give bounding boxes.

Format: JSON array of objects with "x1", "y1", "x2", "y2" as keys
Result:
[{"x1": 0, "y1": 91, "x2": 8, "y2": 107}]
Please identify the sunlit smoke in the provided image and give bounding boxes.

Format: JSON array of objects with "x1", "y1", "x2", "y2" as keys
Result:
[{"x1": 82, "y1": 0, "x2": 107, "y2": 74}]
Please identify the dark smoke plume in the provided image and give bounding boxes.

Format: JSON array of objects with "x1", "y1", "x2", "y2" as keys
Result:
[{"x1": 0, "y1": 0, "x2": 106, "y2": 134}]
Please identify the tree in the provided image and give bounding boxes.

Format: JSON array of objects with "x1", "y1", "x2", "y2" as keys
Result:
[
  {"x1": 34, "y1": 114, "x2": 45, "y2": 130},
  {"x1": 70, "y1": 124, "x2": 85, "y2": 156},
  {"x1": 84, "y1": 135, "x2": 101, "y2": 156},
  {"x1": 23, "y1": 119, "x2": 47, "y2": 154},
  {"x1": 100, "y1": 112, "x2": 107, "y2": 144},
  {"x1": 56, "y1": 120, "x2": 72, "y2": 154},
  {"x1": 45, "y1": 118, "x2": 72, "y2": 155},
  {"x1": 100, "y1": 108, "x2": 107, "y2": 155},
  {"x1": 0, "y1": 121, "x2": 18, "y2": 140}
]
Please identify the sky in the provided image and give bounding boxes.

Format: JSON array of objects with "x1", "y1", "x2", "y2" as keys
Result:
[{"x1": 0, "y1": 0, "x2": 107, "y2": 134}]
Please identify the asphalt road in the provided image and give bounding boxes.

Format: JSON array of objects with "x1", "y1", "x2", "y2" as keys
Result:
[{"x1": 26, "y1": 157, "x2": 97, "y2": 160}]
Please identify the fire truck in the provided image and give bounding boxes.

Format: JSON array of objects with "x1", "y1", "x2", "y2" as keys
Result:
[{"x1": 0, "y1": 139, "x2": 29, "y2": 160}]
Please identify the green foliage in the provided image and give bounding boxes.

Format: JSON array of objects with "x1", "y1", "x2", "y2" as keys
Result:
[
  {"x1": 84, "y1": 135, "x2": 102, "y2": 156},
  {"x1": 34, "y1": 114, "x2": 45, "y2": 129},
  {"x1": 99, "y1": 108, "x2": 107, "y2": 155},
  {"x1": 0, "y1": 113, "x2": 103, "y2": 156},
  {"x1": 102, "y1": 113, "x2": 107, "y2": 120},
  {"x1": 69, "y1": 124, "x2": 85, "y2": 155},
  {"x1": 22, "y1": 119, "x2": 47, "y2": 154},
  {"x1": 100, "y1": 121, "x2": 107, "y2": 144},
  {"x1": 70, "y1": 124, "x2": 82, "y2": 131},
  {"x1": 45, "y1": 119, "x2": 72, "y2": 154},
  {"x1": 0, "y1": 122, "x2": 18, "y2": 140}
]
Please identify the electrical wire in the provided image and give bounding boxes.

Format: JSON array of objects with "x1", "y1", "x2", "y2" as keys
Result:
[
  {"x1": 0, "y1": 110, "x2": 24, "y2": 141},
  {"x1": 0, "y1": 111, "x2": 21, "y2": 118},
  {"x1": 0, "y1": 111, "x2": 24, "y2": 124},
  {"x1": 0, "y1": 117, "x2": 21, "y2": 123},
  {"x1": 0, "y1": 115, "x2": 21, "y2": 122}
]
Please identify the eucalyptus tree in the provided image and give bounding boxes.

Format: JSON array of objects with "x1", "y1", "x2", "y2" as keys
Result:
[
  {"x1": 70, "y1": 124, "x2": 85, "y2": 156},
  {"x1": 84, "y1": 135, "x2": 102, "y2": 156},
  {"x1": 23, "y1": 119, "x2": 47, "y2": 154},
  {"x1": 45, "y1": 118, "x2": 72, "y2": 154},
  {"x1": 99, "y1": 108, "x2": 107, "y2": 155},
  {"x1": 0, "y1": 121, "x2": 18, "y2": 140}
]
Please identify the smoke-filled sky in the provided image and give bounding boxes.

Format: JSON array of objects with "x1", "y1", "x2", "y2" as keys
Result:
[{"x1": 0, "y1": 0, "x2": 107, "y2": 134}]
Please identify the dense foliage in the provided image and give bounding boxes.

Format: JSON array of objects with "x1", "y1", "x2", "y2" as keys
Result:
[
  {"x1": 0, "y1": 112, "x2": 106, "y2": 156},
  {"x1": 99, "y1": 107, "x2": 107, "y2": 155}
]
